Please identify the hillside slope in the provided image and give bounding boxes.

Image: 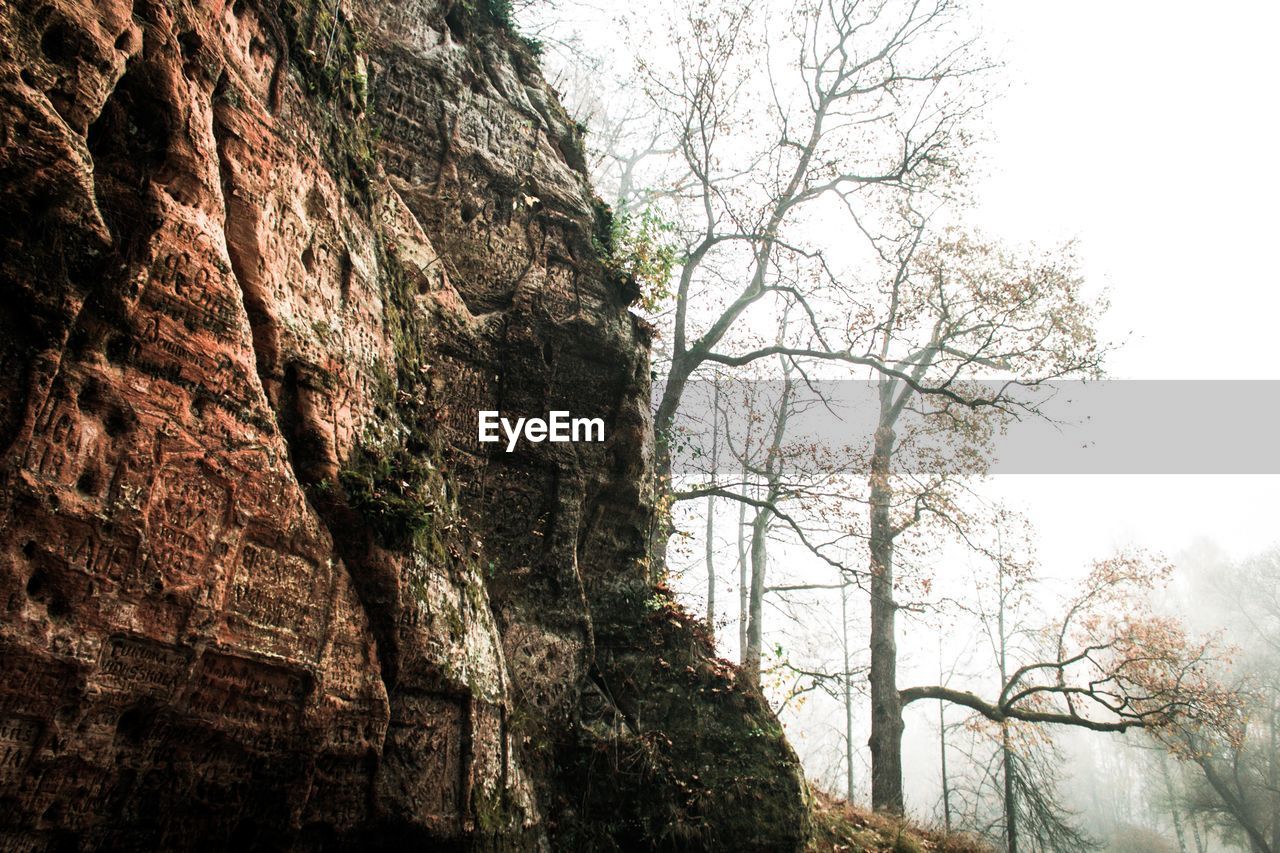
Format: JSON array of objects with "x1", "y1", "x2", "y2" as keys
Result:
[{"x1": 808, "y1": 792, "x2": 990, "y2": 853}]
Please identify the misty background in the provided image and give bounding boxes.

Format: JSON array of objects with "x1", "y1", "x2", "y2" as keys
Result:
[{"x1": 514, "y1": 1, "x2": 1280, "y2": 849}]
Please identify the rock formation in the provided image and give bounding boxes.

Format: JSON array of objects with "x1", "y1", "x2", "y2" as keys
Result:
[{"x1": 0, "y1": 0, "x2": 807, "y2": 848}]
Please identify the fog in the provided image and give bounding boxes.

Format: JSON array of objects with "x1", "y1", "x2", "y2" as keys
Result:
[{"x1": 523, "y1": 0, "x2": 1280, "y2": 848}]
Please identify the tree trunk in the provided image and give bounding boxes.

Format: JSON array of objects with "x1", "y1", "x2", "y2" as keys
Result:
[
  {"x1": 737, "y1": 458, "x2": 749, "y2": 661},
  {"x1": 743, "y1": 506, "x2": 769, "y2": 684},
  {"x1": 842, "y1": 582, "x2": 855, "y2": 802},
  {"x1": 705, "y1": 493, "x2": 716, "y2": 635},
  {"x1": 1002, "y1": 722, "x2": 1017, "y2": 853},
  {"x1": 744, "y1": 365, "x2": 791, "y2": 686},
  {"x1": 1158, "y1": 751, "x2": 1189, "y2": 853},
  {"x1": 868, "y1": 422, "x2": 904, "y2": 813},
  {"x1": 939, "y1": 701, "x2": 951, "y2": 831},
  {"x1": 653, "y1": 358, "x2": 690, "y2": 485},
  {"x1": 1197, "y1": 756, "x2": 1274, "y2": 853},
  {"x1": 1190, "y1": 811, "x2": 1207, "y2": 853},
  {"x1": 998, "y1": 552, "x2": 1017, "y2": 853},
  {"x1": 650, "y1": 357, "x2": 694, "y2": 571},
  {"x1": 1271, "y1": 691, "x2": 1279, "y2": 853},
  {"x1": 705, "y1": 380, "x2": 720, "y2": 637},
  {"x1": 939, "y1": 642, "x2": 952, "y2": 832}
]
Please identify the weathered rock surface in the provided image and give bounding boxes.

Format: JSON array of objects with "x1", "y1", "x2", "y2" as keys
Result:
[{"x1": 0, "y1": 0, "x2": 807, "y2": 849}]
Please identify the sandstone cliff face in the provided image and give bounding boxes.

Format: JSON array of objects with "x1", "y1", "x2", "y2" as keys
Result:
[{"x1": 0, "y1": 0, "x2": 807, "y2": 849}]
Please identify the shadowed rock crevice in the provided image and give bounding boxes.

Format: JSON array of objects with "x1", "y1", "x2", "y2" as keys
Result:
[
  {"x1": 211, "y1": 59, "x2": 405, "y2": 726},
  {"x1": 87, "y1": 56, "x2": 172, "y2": 250}
]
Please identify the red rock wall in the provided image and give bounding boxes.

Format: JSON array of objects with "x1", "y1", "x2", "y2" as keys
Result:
[{"x1": 0, "y1": 0, "x2": 807, "y2": 849}]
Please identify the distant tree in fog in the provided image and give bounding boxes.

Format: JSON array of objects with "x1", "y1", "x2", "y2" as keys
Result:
[
  {"x1": 1155, "y1": 549, "x2": 1280, "y2": 853},
  {"x1": 904, "y1": 552, "x2": 1240, "y2": 839}
]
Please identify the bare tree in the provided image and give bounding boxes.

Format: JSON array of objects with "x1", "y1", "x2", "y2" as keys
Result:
[
  {"x1": 640, "y1": 0, "x2": 990, "y2": 509},
  {"x1": 677, "y1": 216, "x2": 1115, "y2": 812},
  {"x1": 704, "y1": 376, "x2": 722, "y2": 637},
  {"x1": 742, "y1": 359, "x2": 794, "y2": 681},
  {"x1": 673, "y1": 335, "x2": 873, "y2": 683},
  {"x1": 841, "y1": 217, "x2": 1107, "y2": 812},
  {"x1": 903, "y1": 553, "x2": 1239, "y2": 832}
]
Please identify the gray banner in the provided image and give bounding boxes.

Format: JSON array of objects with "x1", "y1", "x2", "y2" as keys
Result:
[{"x1": 660, "y1": 380, "x2": 1280, "y2": 475}]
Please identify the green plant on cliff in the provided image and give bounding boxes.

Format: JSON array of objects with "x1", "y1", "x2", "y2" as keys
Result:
[
  {"x1": 335, "y1": 256, "x2": 446, "y2": 553},
  {"x1": 481, "y1": 0, "x2": 515, "y2": 29},
  {"x1": 335, "y1": 249, "x2": 448, "y2": 553},
  {"x1": 337, "y1": 442, "x2": 439, "y2": 549},
  {"x1": 274, "y1": 0, "x2": 379, "y2": 202},
  {"x1": 456, "y1": 0, "x2": 542, "y2": 53},
  {"x1": 595, "y1": 206, "x2": 679, "y2": 312}
]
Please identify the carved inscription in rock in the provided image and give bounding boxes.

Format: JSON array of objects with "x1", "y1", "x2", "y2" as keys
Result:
[
  {"x1": 436, "y1": 356, "x2": 496, "y2": 455},
  {"x1": 380, "y1": 694, "x2": 464, "y2": 828},
  {"x1": 0, "y1": 645, "x2": 77, "y2": 719},
  {"x1": 540, "y1": 261, "x2": 579, "y2": 323},
  {"x1": 224, "y1": 539, "x2": 325, "y2": 656},
  {"x1": 96, "y1": 636, "x2": 190, "y2": 699},
  {"x1": 183, "y1": 651, "x2": 311, "y2": 734},
  {"x1": 21, "y1": 393, "x2": 84, "y2": 484},
  {"x1": 0, "y1": 716, "x2": 42, "y2": 786},
  {"x1": 144, "y1": 468, "x2": 230, "y2": 588}
]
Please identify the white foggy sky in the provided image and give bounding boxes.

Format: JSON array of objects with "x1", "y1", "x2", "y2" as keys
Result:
[
  {"x1": 534, "y1": 0, "x2": 1280, "y2": 810},
  {"x1": 544, "y1": 2, "x2": 1280, "y2": 382},
  {"x1": 971, "y1": 0, "x2": 1280, "y2": 381},
  {"x1": 965, "y1": 0, "x2": 1280, "y2": 573}
]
